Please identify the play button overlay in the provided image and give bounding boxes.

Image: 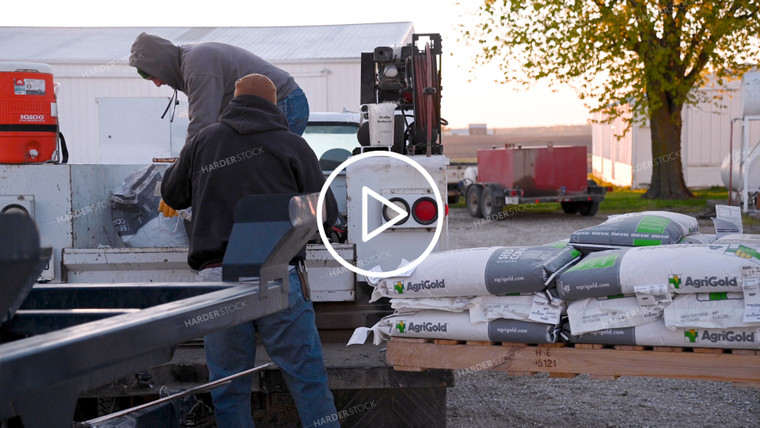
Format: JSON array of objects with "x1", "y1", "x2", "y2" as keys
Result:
[
  {"x1": 362, "y1": 187, "x2": 407, "y2": 242},
  {"x1": 317, "y1": 151, "x2": 444, "y2": 279}
]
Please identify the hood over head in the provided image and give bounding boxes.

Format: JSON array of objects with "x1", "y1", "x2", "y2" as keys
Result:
[{"x1": 129, "y1": 33, "x2": 185, "y2": 91}]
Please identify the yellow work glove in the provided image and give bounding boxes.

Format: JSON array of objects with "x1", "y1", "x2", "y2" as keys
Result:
[{"x1": 158, "y1": 199, "x2": 178, "y2": 218}]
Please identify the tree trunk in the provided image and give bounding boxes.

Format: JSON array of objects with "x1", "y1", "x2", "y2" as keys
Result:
[{"x1": 642, "y1": 98, "x2": 694, "y2": 199}]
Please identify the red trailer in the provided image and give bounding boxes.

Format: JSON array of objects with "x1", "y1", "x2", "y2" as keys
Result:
[{"x1": 465, "y1": 143, "x2": 606, "y2": 219}]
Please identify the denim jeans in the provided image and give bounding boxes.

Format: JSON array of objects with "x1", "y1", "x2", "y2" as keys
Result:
[
  {"x1": 199, "y1": 267, "x2": 338, "y2": 428},
  {"x1": 277, "y1": 88, "x2": 310, "y2": 136}
]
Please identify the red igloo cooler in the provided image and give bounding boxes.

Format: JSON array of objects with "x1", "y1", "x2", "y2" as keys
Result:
[{"x1": 0, "y1": 62, "x2": 60, "y2": 163}]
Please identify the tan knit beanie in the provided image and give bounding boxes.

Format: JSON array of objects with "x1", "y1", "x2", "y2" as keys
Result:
[{"x1": 234, "y1": 73, "x2": 277, "y2": 103}]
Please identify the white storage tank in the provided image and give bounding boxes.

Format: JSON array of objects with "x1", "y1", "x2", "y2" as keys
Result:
[
  {"x1": 720, "y1": 146, "x2": 760, "y2": 192},
  {"x1": 720, "y1": 71, "x2": 760, "y2": 194}
]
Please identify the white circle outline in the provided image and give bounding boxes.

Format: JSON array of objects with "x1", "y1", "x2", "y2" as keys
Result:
[{"x1": 317, "y1": 151, "x2": 444, "y2": 279}]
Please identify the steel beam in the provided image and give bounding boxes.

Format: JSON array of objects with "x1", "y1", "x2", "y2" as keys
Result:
[{"x1": 0, "y1": 281, "x2": 286, "y2": 427}]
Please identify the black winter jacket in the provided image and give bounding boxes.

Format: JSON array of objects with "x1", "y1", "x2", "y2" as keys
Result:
[{"x1": 161, "y1": 95, "x2": 337, "y2": 271}]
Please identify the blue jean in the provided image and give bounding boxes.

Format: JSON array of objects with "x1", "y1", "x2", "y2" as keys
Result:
[
  {"x1": 278, "y1": 88, "x2": 310, "y2": 136},
  {"x1": 199, "y1": 267, "x2": 338, "y2": 428}
]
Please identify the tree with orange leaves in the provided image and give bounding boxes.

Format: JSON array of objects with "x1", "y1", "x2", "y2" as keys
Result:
[{"x1": 463, "y1": 0, "x2": 760, "y2": 199}]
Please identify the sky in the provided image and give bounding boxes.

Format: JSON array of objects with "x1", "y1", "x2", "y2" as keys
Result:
[{"x1": 2, "y1": 0, "x2": 591, "y2": 129}]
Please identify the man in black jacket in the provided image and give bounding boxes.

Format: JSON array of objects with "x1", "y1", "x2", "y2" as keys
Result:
[{"x1": 161, "y1": 73, "x2": 339, "y2": 427}]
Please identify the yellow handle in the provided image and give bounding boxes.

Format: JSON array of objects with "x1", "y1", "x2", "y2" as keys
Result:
[{"x1": 158, "y1": 199, "x2": 178, "y2": 218}]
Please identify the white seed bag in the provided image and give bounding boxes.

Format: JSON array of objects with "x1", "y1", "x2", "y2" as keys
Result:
[
  {"x1": 663, "y1": 292, "x2": 760, "y2": 330},
  {"x1": 371, "y1": 244, "x2": 579, "y2": 301},
  {"x1": 348, "y1": 310, "x2": 558, "y2": 345},
  {"x1": 557, "y1": 244, "x2": 760, "y2": 300},
  {"x1": 570, "y1": 211, "x2": 699, "y2": 250},
  {"x1": 569, "y1": 319, "x2": 760, "y2": 349},
  {"x1": 566, "y1": 295, "x2": 663, "y2": 335}
]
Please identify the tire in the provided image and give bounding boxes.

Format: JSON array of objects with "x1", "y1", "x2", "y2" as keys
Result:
[
  {"x1": 561, "y1": 201, "x2": 579, "y2": 214},
  {"x1": 480, "y1": 186, "x2": 504, "y2": 219},
  {"x1": 466, "y1": 185, "x2": 483, "y2": 218},
  {"x1": 578, "y1": 201, "x2": 600, "y2": 216}
]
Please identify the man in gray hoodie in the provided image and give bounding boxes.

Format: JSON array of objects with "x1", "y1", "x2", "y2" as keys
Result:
[{"x1": 129, "y1": 32, "x2": 310, "y2": 141}]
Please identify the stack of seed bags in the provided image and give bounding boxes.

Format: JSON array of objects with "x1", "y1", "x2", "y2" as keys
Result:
[
  {"x1": 560, "y1": 243, "x2": 760, "y2": 349},
  {"x1": 349, "y1": 242, "x2": 578, "y2": 345}
]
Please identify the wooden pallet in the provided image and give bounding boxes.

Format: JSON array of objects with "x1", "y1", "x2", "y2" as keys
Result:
[{"x1": 386, "y1": 338, "x2": 760, "y2": 386}]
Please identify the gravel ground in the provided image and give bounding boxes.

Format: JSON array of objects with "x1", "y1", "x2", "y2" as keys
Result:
[{"x1": 443, "y1": 205, "x2": 760, "y2": 428}]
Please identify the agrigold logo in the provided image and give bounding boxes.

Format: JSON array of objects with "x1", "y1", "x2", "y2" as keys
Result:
[
  {"x1": 393, "y1": 281, "x2": 404, "y2": 294},
  {"x1": 404, "y1": 279, "x2": 446, "y2": 292},
  {"x1": 395, "y1": 320, "x2": 406, "y2": 333},
  {"x1": 683, "y1": 329, "x2": 756, "y2": 344},
  {"x1": 669, "y1": 274, "x2": 681, "y2": 289}
]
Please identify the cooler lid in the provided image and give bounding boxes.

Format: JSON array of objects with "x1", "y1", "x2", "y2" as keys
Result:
[{"x1": 0, "y1": 62, "x2": 53, "y2": 74}]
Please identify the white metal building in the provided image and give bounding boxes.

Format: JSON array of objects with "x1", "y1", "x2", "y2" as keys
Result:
[
  {"x1": 592, "y1": 75, "x2": 760, "y2": 189},
  {"x1": 0, "y1": 24, "x2": 414, "y2": 163}
]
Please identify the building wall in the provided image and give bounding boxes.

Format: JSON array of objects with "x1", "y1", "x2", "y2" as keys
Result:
[
  {"x1": 592, "y1": 78, "x2": 760, "y2": 189},
  {"x1": 50, "y1": 60, "x2": 362, "y2": 164},
  {"x1": 591, "y1": 110, "x2": 634, "y2": 187}
]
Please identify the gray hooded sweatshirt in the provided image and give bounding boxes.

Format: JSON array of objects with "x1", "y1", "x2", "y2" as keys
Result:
[{"x1": 129, "y1": 32, "x2": 299, "y2": 143}]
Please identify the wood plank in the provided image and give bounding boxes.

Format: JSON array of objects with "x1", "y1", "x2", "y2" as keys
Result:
[
  {"x1": 590, "y1": 374, "x2": 620, "y2": 380},
  {"x1": 538, "y1": 343, "x2": 567, "y2": 348},
  {"x1": 731, "y1": 350, "x2": 759, "y2": 355},
  {"x1": 433, "y1": 339, "x2": 461, "y2": 345},
  {"x1": 549, "y1": 372, "x2": 578, "y2": 378},
  {"x1": 466, "y1": 341, "x2": 493, "y2": 346},
  {"x1": 508, "y1": 371, "x2": 537, "y2": 377},
  {"x1": 391, "y1": 338, "x2": 430, "y2": 344},
  {"x1": 653, "y1": 346, "x2": 684, "y2": 352},
  {"x1": 501, "y1": 342, "x2": 529, "y2": 347},
  {"x1": 392, "y1": 365, "x2": 426, "y2": 372},
  {"x1": 574, "y1": 344, "x2": 605, "y2": 350},
  {"x1": 693, "y1": 348, "x2": 728, "y2": 354},
  {"x1": 614, "y1": 345, "x2": 647, "y2": 351},
  {"x1": 386, "y1": 340, "x2": 760, "y2": 383}
]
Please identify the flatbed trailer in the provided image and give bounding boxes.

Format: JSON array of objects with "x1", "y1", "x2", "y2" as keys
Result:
[{"x1": 465, "y1": 144, "x2": 606, "y2": 219}]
